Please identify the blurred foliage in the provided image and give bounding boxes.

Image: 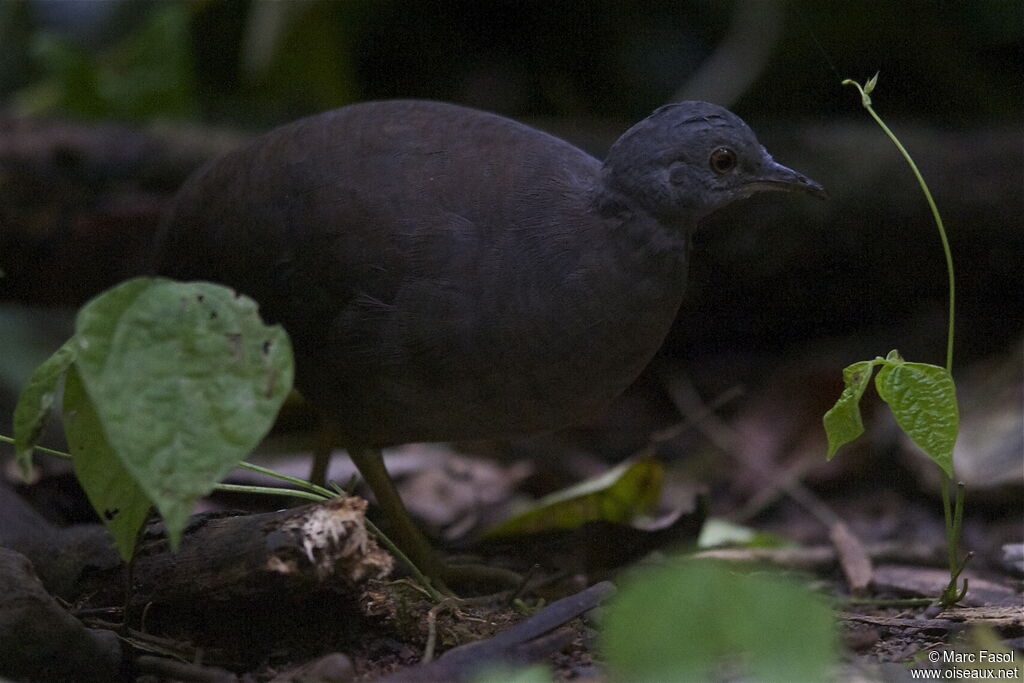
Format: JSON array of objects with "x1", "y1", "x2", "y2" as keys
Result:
[
  {"x1": 13, "y1": 3, "x2": 198, "y2": 121},
  {"x1": 484, "y1": 458, "x2": 662, "y2": 538},
  {"x1": 601, "y1": 559, "x2": 837, "y2": 681},
  {"x1": 0, "y1": 0, "x2": 1020, "y2": 125},
  {"x1": 240, "y1": 1, "x2": 359, "y2": 113}
]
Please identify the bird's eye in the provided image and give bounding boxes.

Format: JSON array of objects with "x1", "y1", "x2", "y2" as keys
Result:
[{"x1": 709, "y1": 147, "x2": 737, "y2": 175}]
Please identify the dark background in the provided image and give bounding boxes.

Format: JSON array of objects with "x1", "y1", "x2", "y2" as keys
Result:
[
  {"x1": 1, "y1": 0, "x2": 1021, "y2": 439},
  {"x1": 2, "y1": 0, "x2": 1019, "y2": 126}
]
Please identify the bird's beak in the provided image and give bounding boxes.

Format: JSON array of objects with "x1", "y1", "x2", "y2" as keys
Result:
[{"x1": 746, "y1": 159, "x2": 828, "y2": 199}]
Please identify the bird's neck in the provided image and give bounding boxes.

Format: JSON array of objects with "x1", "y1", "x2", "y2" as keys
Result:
[
  {"x1": 593, "y1": 182, "x2": 694, "y2": 265},
  {"x1": 571, "y1": 182, "x2": 693, "y2": 350},
  {"x1": 509, "y1": 186, "x2": 691, "y2": 422}
]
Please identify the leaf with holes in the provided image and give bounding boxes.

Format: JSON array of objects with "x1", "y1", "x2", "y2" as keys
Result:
[
  {"x1": 71, "y1": 277, "x2": 293, "y2": 547},
  {"x1": 64, "y1": 365, "x2": 151, "y2": 561}
]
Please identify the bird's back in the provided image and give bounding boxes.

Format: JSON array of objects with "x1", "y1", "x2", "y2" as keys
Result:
[{"x1": 156, "y1": 100, "x2": 689, "y2": 446}]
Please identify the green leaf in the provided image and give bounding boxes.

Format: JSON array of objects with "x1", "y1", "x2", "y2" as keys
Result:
[
  {"x1": 875, "y1": 360, "x2": 958, "y2": 477},
  {"x1": 63, "y1": 365, "x2": 151, "y2": 562},
  {"x1": 12, "y1": 338, "x2": 76, "y2": 478},
  {"x1": 483, "y1": 458, "x2": 662, "y2": 537},
  {"x1": 72, "y1": 277, "x2": 293, "y2": 547},
  {"x1": 864, "y1": 71, "x2": 879, "y2": 94},
  {"x1": 471, "y1": 665, "x2": 552, "y2": 683},
  {"x1": 602, "y1": 559, "x2": 836, "y2": 682},
  {"x1": 823, "y1": 360, "x2": 876, "y2": 459}
]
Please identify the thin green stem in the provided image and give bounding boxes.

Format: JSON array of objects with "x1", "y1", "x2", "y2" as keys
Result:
[
  {"x1": 863, "y1": 109, "x2": 955, "y2": 372},
  {"x1": 213, "y1": 482, "x2": 329, "y2": 502},
  {"x1": 940, "y1": 472, "x2": 956, "y2": 575},
  {"x1": 842, "y1": 78, "x2": 956, "y2": 375},
  {"x1": 363, "y1": 517, "x2": 443, "y2": 601},
  {"x1": 952, "y1": 483, "x2": 965, "y2": 542},
  {"x1": 235, "y1": 461, "x2": 335, "y2": 498},
  {"x1": 0, "y1": 434, "x2": 71, "y2": 459},
  {"x1": 951, "y1": 482, "x2": 966, "y2": 576}
]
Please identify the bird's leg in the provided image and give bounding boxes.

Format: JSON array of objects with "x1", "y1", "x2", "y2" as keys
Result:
[
  {"x1": 346, "y1": 445, "x2": 449, "y2": 589},
  {"x1": 348, "y1": 446, "x2": 524, "y2": 593},
  {"x1": 309, "y1": 418, "x2": 341, "y2": 486}
]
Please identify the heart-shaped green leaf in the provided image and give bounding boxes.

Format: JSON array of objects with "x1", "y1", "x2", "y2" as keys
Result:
[
  {"x1": 875, "y1": 360, "x2": 958, "y2": 477},
  {"x1": 64, "y1": 365, "x2": 151, "y2": 561},
  {"x1": 72, "y1": 277, "x2": 293, "y2": 547}
]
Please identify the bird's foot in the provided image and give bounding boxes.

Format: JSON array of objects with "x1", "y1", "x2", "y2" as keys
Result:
[
  {"x1": 439, "y1": 560, "x2": 523, "y2": 595},
  {"x1": 397, "y1": 555, "x2": 523, "y2": 599}
]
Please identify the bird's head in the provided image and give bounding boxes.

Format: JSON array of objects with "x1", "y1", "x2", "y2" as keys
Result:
[{"x1": 602, "y1": 101, "x2": 826, "y2": 225}]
